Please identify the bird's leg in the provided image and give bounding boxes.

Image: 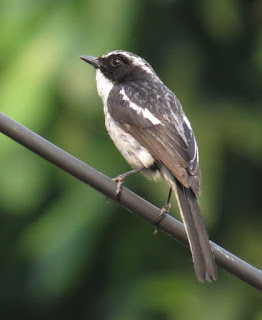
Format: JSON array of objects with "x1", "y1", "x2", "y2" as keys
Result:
[
  {"x1": 153, "y1": 188, "x2": 172, "y2": 235},
  {"x1": 160, "y1": 188, "x2": 172, "y2": 215},
  {"x1": 112, "y1": 168, "x2": 142, "y2": 197}
]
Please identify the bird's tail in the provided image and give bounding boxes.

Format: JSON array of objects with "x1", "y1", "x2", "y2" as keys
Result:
[{"x1": 172, "y1": 179, "x2": 217, "y2": 282}]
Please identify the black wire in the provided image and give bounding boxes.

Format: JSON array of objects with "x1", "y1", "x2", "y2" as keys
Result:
[{"x1": 0, "y1": 112, "x2": 261, "y2": 291}]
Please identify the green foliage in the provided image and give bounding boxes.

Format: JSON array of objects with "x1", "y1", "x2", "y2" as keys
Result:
[{"x1": 0, "y1": 0, "x2": 262, "y2": 319}]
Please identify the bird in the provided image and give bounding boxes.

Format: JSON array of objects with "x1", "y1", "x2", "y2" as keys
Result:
[{"x1": 80, "y1": 50, "x2": 217, "y2": 282}]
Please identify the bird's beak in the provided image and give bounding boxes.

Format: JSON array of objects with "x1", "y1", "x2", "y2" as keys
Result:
[{"x1": 80, "y1": 55, "x2": 101, "y2": 68}]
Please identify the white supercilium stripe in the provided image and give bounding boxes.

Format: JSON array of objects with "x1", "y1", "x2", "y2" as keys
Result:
[
  {"x1": 120, "y1": 88, "x2": 163, "y2": 126},
  {"x1": 102, "y1": 50, "x2": 155, "y2": 76}
]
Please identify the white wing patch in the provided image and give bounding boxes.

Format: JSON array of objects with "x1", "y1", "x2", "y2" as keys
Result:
[
  {"x1": 120, "y1": 88, "x2": 163, "y2": 126},
  {"x1": 183, "y1": 115, "x2": 192, "y2": 130}
]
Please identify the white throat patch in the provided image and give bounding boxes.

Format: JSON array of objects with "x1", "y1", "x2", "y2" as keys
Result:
[{"x1": 96, "y1": 69, "x2": 113, "y2": 103}]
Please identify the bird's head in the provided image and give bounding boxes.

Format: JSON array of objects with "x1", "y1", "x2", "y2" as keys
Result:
[{"x1": 80, "y1": 50, "x2": 157, "y2": 84}]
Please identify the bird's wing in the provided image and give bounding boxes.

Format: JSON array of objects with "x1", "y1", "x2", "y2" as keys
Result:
[{"x1": 107, "y1": 82, "x2": 201, "y2": 195}]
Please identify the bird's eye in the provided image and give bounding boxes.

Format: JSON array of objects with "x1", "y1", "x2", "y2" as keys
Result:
[{"x1": 112, "y1": 57, "x2": 122, "y2": 66}]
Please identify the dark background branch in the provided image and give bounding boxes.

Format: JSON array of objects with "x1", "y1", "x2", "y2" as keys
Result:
[{"x1": 0, "y1": 112, "x2": 261, "y2": 291}]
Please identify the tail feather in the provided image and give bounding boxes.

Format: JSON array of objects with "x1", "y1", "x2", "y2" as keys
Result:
[{"x1": 172, "y1": 180, "x2": 217, "y2": 282}]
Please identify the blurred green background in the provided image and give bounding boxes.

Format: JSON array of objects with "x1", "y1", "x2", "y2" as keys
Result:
[{"x1": 1, "y1": 0, "x2": 262, "y2": 319}]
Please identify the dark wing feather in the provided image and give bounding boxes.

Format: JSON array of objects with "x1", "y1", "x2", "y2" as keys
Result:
[{"x1": 108, "y1": 82, "x2": 201, "y2": 195}]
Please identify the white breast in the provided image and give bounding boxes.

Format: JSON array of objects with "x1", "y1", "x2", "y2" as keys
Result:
[
  {"x1": 105, "y1": 114, "x2": 155, "y2": 169},
  {"x1": 95, "y1": 69, "x2": 155, "y2": 170}
]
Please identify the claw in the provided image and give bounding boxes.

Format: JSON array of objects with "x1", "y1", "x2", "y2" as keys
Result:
[
  {"x1": 160, "y1": 202, "x2": 171, "y2": 215},
  {"x1": 111, "y1": 168, "x2": 142, "y2": 198},
  {"x1": 112, "y1": 174, "x2": 125, "y2": 197},
  {"x1": 154, "y1": 202, "x2": 171, "y2": 235}
]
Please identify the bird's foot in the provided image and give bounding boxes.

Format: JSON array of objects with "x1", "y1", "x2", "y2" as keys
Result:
[
  {"x1": 112, "y1": 174, "x2": 126, "y2": 198},
  {"x1": 153, "y1": 203, "x2": 171, "y2": 235},
  {"x1": 160, "y1": 202, "x2": 171, "y2": 215},
  {"x1": 111, "y1": 168, "x2": 142, "y2": 199}
]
